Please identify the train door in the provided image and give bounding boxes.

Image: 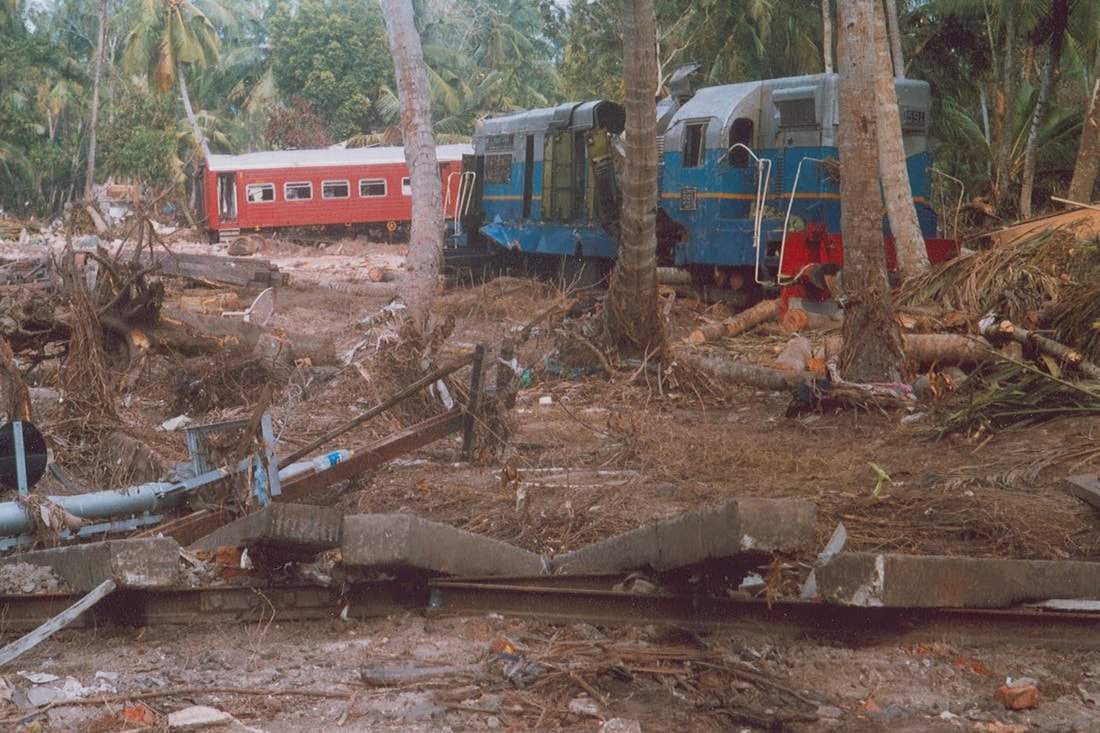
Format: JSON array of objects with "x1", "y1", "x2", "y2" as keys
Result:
[
  {"x1": 522, "y1": 134, "x2": 535, "y2": 218},
  {"x1": 544, "y1": 128, "x2": 577, "y2": 220},
  {"x1": 217, "y1": 172, "x2": 238, "y2": 226}
]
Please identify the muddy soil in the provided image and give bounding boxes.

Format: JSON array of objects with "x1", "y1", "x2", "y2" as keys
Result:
[{"x1": 3, "y1": 234, "x2": 1100, "y2": 733}]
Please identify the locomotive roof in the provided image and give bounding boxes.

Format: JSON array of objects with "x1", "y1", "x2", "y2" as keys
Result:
[{"x1": 204, "y1": 143, "x2": 473, "y2": 173}]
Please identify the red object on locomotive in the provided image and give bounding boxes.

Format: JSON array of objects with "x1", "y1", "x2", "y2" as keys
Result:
[{"x1": 197, "y1": 144, "x2": 472, "y2": 242}]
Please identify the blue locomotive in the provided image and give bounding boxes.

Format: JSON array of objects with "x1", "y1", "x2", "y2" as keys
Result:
[{"x1": 459, "y1": 68, "x2": 955, "y2": 294}]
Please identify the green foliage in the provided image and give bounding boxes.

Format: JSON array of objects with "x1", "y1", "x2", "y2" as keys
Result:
[
  {"x1": 268, "y1": 0, "x2": 393, "y2": 139},
  {"x1": 99, "y1": 85, "x2": 182, "y2": 193},
  {"x1": 264, "y1": 97, "x2": 332, "y2": 149}
]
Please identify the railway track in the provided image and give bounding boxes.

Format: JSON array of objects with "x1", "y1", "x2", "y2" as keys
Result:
[{"x1": 4, "y1": 573, "x2": 1099, "y2": 650}]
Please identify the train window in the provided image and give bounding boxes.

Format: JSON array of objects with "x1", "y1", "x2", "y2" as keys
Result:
[
  {"x1": 322, "y1": 180, "x2": 350, "y2": 199},
  {"x1": 484, "y1": 154, "x2": 513, "y2": 184},
  {"x1": 682, "y1": 122, "x2": 706, "y2": 168},
  {"x1": 285, "y1": 182, "x2": 312, "y2": 200},
  {"x1": 728, "y1": 118, "x2": 754, "y2": 168},
  {"x1": 359, "y1": 179, "x2": 386, "y2": 197},
  {"x1": 246, "y1": 183, "x2": 275, "y2": 203},
  {"x1": 773, "y1": 86, "x2": 818, "y2": 128},
  {"x1": 401, "y1": 177, "x2": 412, "y2": 196}
]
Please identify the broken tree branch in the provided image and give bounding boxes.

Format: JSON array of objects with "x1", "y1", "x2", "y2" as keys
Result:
[{"x1": 979, "y1": 314, "x2": 1100, "y2": 379}]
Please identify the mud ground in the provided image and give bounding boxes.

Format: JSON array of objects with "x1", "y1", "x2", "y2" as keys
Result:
[{"x1": 2, "y1": 234, "x2": 1100, "y2": 733}]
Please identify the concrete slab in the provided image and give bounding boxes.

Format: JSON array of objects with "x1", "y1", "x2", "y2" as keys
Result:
[
  {"x1": 189, "y1": 503, "x2": 343, "y2": 558},
  {"x1": 0, "y1": 538, "x2": 180, "y2": 592},
  {"x1": 816, "y1": 552, "x2": 1100, "y2": 608},
  {"x1": 341, "y1": 514, "x2": 548, "y2": 577},
  {"x1": 551, "y1": 497, "x2": 817, "y2": 573}
]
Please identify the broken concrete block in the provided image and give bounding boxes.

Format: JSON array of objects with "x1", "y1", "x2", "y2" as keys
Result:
[
  {"x1": 167, "y1": 704, "x2": 264, "y2": 731},
  {"x1": 189, "y1": 503, "x2": 343, "y2": 559},
  {"x1": 816, "y1": 553, "x2": 1100, "y2": 608},
  {"x1": 0, "y1": 538, "x2": 180, "y2": 592},
  {"x1": 340, "y1": 514, "x2": 548, "y2": 577},
  {"x1": 551, "y1": 497, "x2": 817, "y2": 573}
]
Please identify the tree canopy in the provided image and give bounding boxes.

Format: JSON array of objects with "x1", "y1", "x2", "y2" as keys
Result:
[{"x1": 0, "y1": 0, "x2": 1096, "y2": 221}]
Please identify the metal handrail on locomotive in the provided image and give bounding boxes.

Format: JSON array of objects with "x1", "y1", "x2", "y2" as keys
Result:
[
  {"x1": 196, "y1": 144, "x2": 474, "y2": 243},
  {"x1": 464, "y1": 70, "x2": 957, "y2": 297}
]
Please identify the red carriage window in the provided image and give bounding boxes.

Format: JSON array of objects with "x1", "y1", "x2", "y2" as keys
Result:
[
  {"x1": 401, "y1": 177, "x2": 412, "y2": 196},
  {"x1": 246, "y1": 183, "x2": 275, "y2": 202},
  {"x1": 322, "y1": 180, "x2": 350, "y2": 199},
  {"x1": 359, "y1": 179, "x2": 386, "y2": 197},
  {"x1": 285, "y1": 182, "x2": 312, "y2": 200}
]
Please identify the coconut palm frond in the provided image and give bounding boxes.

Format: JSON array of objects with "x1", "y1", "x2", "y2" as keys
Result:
[{"x1": 937, "y1": 354, "x2": 1100, "y2": 437}]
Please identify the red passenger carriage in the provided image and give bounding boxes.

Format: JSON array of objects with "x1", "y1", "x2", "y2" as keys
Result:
[{"x1": 197, "y1": 144, "x2": 473, "y2": 242}]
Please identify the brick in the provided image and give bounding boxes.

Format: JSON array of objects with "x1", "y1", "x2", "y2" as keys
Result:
[
  {"x1": 551, "y1": 498, "x2": 817, "y2": 573},
  {"x1": 189, "y1": 503, "x2": 343, "y2": 558},
  {"x1": 816, "y1": 553, "x2": 1100, "y2": 608},
  {"x1": 0, "y1": 538, "x2": 180, "y2": 592},
  {"x1": 994, "y1": 685, "x2": 1040, "y2": 710},
  {"x1": 341, "y1": 514, "x2": 548, "y2": 577}
]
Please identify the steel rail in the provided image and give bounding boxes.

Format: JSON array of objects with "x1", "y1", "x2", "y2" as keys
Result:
[{"x1": 1, "y1": 574, "x2": 1098, "y2": 649}]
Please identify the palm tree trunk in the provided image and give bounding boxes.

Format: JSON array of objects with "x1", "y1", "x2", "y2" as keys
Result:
[
  {"x1": 381, "y1": 0, "x2": 443, "y2": 335},
  {"x1": 85, "y1": 0, "x2": 107, "y2": 199},
  {"x1": 1019, "y1": 0, "x2": 1070, "y2": 219},
  {"x1": 605, "y1": 0, "x2": 664, "y2": 357},
  {"x1": 1067, "y1": 73, "x2": 1100, "y2": 204},
  {"x1": 836, "y1": 0, "x2": 904, "y2": 383},
  {"x1": 821, "y1": 0, "x2": 833, "y2": 73},
  {"x1": 873, "y1": 0, "x2": 927, "y2": 280},
  {"x1": 884, "y1": 0, "x2": 905, "y2": 78},
  {"x1": 991, "y1": 2, "x2": 1021, "y2": 215},
  {"x1": 178, "y1": 64, "x2": 211, "y2": 160}
]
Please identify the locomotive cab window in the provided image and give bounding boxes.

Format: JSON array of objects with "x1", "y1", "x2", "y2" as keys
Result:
[
  {"x1": 727, "y1": 118, "x2": 754, "y2": 168},
  {"x1": 285, "y1": 182, "x2": 313, "y2": 200},
  {"x1": 401, "y1": 177, "x2": 412, "y2": 196},
  {"x1": 359, "y1": 179, "x2": 386, "y2": 197},
  {"x1": 773, "y1": 86, "x2": 819, "y2": 128},
  {"x1": 682, "y1": 122, "x2": 707, "y2": 169},
  {"x1": 246, "y1": 183, "x2": 275, "y2": 203},
  {"x1": 322, "y1": 180, "x2": 350, "y2": 199}
]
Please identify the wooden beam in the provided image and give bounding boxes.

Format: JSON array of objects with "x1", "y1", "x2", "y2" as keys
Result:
[
  {"x1": 279, "y1": 410, "x2": 466, "y2": 502},
  {"x1": 0, "y1": 579, "x2": 117, "y2": 667}
]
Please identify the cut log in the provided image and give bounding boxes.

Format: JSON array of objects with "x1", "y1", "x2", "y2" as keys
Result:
[
  {"x1": 689, "y1": 298, "x2": 782, "y2": 344},
  {"x1": 139, "y1": 250, "x2": 288, "y2": 287},
  {"x1": 779, "y1": 307, "x2": 842, "y2": 333},
  {"x1": 656, "y1": 267, "x2": 693, "y2": 285},
  {"x1": 367, "y1": 266, "x2": 397, "y2": 283},
  {"x1": 774, "y1": 336, "x2": 813, "y2": 371},
  {"x1": 979, "y1": 316, "x2": 1100, "y2": 379},
  {"x1": 825, "y1": 333, "x2": 995, "y2": 367},
  {"x1": 141, "y1": 309, "x2": 267, "y2": 356}
]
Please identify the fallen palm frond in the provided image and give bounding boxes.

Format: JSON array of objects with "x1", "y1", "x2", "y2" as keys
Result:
[
  {"x1": 934, "y1": 353, "x2": 1100, "y2": 438},
  {"x1": 895, "y1": 230, "x2": 1089, "y2": 325},
  {"x1": 1045, "y1": 281, "x2": 1100, "y2": 364}
]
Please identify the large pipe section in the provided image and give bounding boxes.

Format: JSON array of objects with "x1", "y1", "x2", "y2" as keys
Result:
[{"x1": 0, "y1": 450, "x2": 352, "y2": 539}]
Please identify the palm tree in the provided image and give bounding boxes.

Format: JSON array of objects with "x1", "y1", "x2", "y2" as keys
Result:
[
  {"x1": 1066, "y1": 0, "x2": 1100, "y2": 202},
  {"x1": 380, "y1": 0, "x2": 443, "y2": 334},
  {"x1": 1067, "y1": 71, "x2": 1100, "y2": 203},
  {"x1": 606, "y1": 0, "x2": 664, "y2": 358},
  {"x1": 874, "y1": 0, "x2": 928, "y2": 280},
  {"x1": 835, "y1": 0, "x2": 904, "y2": 383},
  {"x1": 123, "y1": 0, "x2": 225, "y2": 159},
  {"x1": 1019, "y1": 0, "x2": 1072, "y2": 218}
]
